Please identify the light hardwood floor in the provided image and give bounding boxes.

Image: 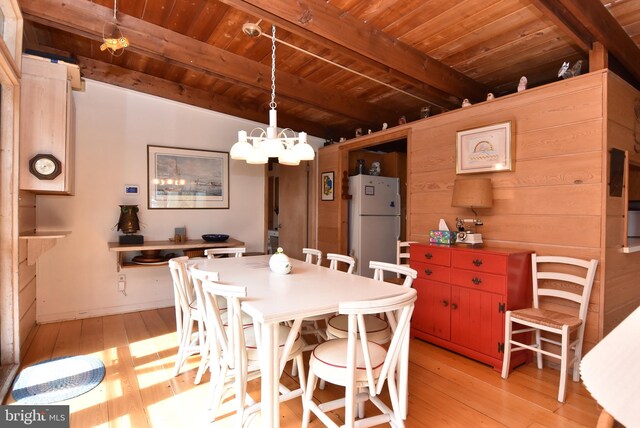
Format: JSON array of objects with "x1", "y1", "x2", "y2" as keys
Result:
[{"x1": 6, "y1": 308, "x2": 601, "y2": 427}]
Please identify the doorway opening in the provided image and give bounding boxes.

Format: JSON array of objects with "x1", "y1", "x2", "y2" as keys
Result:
[{"x1": 266, "y1": 160, "x2": 312, "y2": 261}]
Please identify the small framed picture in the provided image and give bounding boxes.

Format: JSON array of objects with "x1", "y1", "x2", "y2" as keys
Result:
[
  {"x1": 456, "y1": 121, "x2": 513, "y2": 174},
  {"x1": 321, "y1": 171, "x2": 334, "y2": 201},
  {"x1": 124, "y1": 185, "x2": 139, "y2": 195}
]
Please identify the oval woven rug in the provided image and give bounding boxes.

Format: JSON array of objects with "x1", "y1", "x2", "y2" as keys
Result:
[{"x1": 11, "y1": 355, "x2": 105, "y2": 404}]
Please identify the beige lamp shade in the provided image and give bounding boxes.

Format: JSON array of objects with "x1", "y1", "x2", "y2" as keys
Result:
[{"x1": 451, "y1": 178, "x2": 493, "y2": 208}]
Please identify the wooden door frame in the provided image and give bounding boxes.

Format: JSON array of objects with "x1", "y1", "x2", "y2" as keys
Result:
[
  {"x1": 263, "y1": 159, "x2": 318, "y2": 253},
  {"x1": 0, "y1": 0, "x2": 23, "y2": 400},
  {"x1": 335, "y1": 127, "x2": 412, "y2": 255}
]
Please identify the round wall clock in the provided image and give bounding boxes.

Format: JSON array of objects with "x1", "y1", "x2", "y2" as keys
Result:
[{"x1": 28, "y1": 154, "x2": 62, "y2": 180}]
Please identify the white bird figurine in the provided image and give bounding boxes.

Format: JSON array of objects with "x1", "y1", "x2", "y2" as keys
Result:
[
  {"x1": 558, "y1": 60, "x2": 583, "y2": 79},
  {"x1": 486, "y1": 93, "x2": 495, "y2": 101},
  {"x1": 462, "y1": 98, "x2": 472, "y2": 107},
  {"x1": 517, "y1": 76, "x2": 527, "y2": 92}
]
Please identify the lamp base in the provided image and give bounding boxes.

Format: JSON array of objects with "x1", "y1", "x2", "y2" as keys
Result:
[
  {"x1": 119, "y1": 234, "x2": 144, "y2": 245},
  {"x1": 457, "y1": 232, "x2": 483, "y2": 244}
]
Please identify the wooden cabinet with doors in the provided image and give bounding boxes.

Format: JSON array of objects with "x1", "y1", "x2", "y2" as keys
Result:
[
  {"x1": 410, "y1": 243, "x2": 532, "y2": 371},
  {"x1": 19, "y1": 55, "x2": 75, "y2": 194}
]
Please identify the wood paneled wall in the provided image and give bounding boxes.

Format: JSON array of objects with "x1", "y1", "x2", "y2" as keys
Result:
[
  {"x1": 18, "y1": 191, "x2": 37, "y2": 350},
  {"x1": 318, "y1": 71, "x2": 640, "y2": 351},
  {"x1": 603, "y1": 73, "x2": 640, "y2": 335}
]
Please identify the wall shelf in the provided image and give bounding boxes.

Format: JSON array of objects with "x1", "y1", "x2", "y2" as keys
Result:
[
  {"x1": 108, "y1": 237, "x2": 245, "y2": 271},
  {"x1": 623, "y1": 238, "x2": 640, "y2": 253},
  {"x1": 19, "y1": 231, "x2": 71, "y2": 265}
]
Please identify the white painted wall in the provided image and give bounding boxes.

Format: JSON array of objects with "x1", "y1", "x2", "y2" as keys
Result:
[{"x1": 35, "y1": 80, "x2": 322, "y2": 322}]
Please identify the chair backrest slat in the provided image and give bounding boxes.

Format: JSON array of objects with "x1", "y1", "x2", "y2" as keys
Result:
[
  {"x1": 205, "y1": 247, "x2": 247, "y2": 259},
  {"x1": 369, "y1": 260, "x2": 417, "y2": 287},
  {"x1": 531, "y1": 254, "x2": 598, "y2": 324},
  {"x1": 303, "y1": 248, "x2": 323, "y2": 266},
  {"x1": 327, "y1": 253, "x2": 356, "y2": 274},
  {"x1": 396, "y1": 240, "x2": 416, "y2": 266}
]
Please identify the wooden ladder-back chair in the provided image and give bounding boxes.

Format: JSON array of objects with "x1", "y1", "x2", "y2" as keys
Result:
[
  {"x1": 501, "y1": 254, "x2": 598, "y2": 402},
  {"x1": 303, "y1": 248, "x2": 323, "y2": 266},
  {"x1": 204, "y1": 247, "x2": 246, "y2": 259},
  {"x1": 396, "y1": 240, "x2": 417, "y2": 278},
  {"x1": 301, "y1": 288, "x2": 418, "y2": 428},
  {"x1": 168, "y1": 256, "x2": 207, "y2": 383},
  {"x1": 190, "y1": 265, "x2": 307, "y2": 424}
]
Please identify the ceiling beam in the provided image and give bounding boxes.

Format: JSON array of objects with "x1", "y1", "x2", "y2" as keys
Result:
[
  {"x1": 531, "y1": 0, "x2": 640, "y2": 82},
  {"x1": 19, "y1": 0, "x2": 398, "y2": 128},
  {"x1": 217, "y1": 0, "x2": 486, "y2": 104},
  {"x1": 77, "y1": 57, "x2": 331, "y2": 138},
  {"x1": 528, "y1": 0, "x2": 592, "y2": 51}
]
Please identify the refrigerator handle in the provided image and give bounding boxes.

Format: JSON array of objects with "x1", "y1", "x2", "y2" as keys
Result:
[
  {"x1": 396, "y1": 215, "x2": 401, "y2": 240},
  {"x1": 395, "y1": 192, "x2": 401, "y2": 215}
]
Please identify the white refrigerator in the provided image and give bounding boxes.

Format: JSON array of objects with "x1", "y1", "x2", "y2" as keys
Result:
[{"x1": 349, "y1": 175, "x2": 401, "y2": 278}]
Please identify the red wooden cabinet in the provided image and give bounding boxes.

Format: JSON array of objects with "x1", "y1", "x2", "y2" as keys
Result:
[{"x1": 410, "y1": 243, "x2": 532, "y2": 371}]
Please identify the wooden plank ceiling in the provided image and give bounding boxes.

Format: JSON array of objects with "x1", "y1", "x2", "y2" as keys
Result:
[{"x1": 17, "y1": 0, "x2": 640, "y2": 140}]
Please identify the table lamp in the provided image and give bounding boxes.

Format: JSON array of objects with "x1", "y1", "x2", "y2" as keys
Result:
[{"x1": 451, "y1": 178, "x2": 493, "y2": 244}]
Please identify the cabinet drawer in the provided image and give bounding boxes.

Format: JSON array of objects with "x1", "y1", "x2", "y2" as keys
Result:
[
  {"x1": 410, "y1": 245, "x2": 450, "y2": 266},
  {"x1": 450, "y1": 268, "x2": 506, "y2": 294},
  {"x1": 412, "y1": 261, "x2": 450, "y2": 282},
  {"x1": 452, "y1": 251, "x2": 507, "y2": 275}
]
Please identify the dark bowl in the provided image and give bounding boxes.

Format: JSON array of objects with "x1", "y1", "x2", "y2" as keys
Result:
[{"x1": 202, "y1": 234, "x2": 229, "y2": 243}]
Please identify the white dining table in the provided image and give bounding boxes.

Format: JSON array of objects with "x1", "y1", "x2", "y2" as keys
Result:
[{"x1": 195, "y1": 254, "x2": 411, "y2": 428}]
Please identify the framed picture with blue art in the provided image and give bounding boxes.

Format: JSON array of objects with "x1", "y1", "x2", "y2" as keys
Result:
[
  {"x1": 321, "y1": 171, "x2": 334, "y2": 201},
  {"x1": 147, "y1": 145, "x2": 229, "y2": 209}
]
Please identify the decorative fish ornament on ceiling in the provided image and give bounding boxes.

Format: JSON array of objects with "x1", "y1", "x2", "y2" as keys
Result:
[{"x1": 100, "y1": 36, "x2": 129, "y2": 52}]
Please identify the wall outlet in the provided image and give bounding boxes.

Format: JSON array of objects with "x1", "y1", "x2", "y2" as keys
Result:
[{"x1": 117, "y1": 274, "x2": 126, "y2": 291}]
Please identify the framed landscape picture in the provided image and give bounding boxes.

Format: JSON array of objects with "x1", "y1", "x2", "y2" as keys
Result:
[
  {"x1": 456, "y1": 121, "x2": 513, "y2": 174},
  {"x1": 147, "y1": 145, "x2": 229, "y2": 209}
]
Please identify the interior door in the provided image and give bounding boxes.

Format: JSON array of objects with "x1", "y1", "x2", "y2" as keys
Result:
[{"x1": 277, "y1": 161, "x2": 309, "y2": 261}]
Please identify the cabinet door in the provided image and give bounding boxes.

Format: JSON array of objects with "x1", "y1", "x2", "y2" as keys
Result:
[
  {"x1": 450, "y1": 286, "x2": 504, "y2": 359},
  {"x1": 413, "y1": 278, "x2": 450, "y2": 340}
]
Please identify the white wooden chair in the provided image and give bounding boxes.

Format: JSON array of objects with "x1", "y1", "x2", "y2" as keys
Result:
[
  {"x1": 396, "y1": 240, "x2": 416, "y2": 278},
  {"x1": 501, "y1": 254, "x2": 598, "y2": 402},
  {"x1": 326, "y1": 261, "x2": 417, "y2": 344},
  {"x1": 291, "y1": 249, "x2": 346, "y2": 380},
  {"x1": 303, "y1": 248, "x2": 323, "y2": 266},
  {"x1": 168, "y1": 256, "x2": 207, "y2": 383},
  {"x1": 204, "y1": 247, "x2": 246, "y2": 258},
  {"x1": 301, "y1": 288, "x2": 417, "y2": 428},
  {"x1": 190, "y1": 265, "x2": 307, "y2": 424},
  {"x1": 326, "y1": 253, "x2": 356, "y2": 274}
]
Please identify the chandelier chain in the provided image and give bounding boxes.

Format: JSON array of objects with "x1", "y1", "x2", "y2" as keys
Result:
[{"x1": 270, "y1": 25, "x2": 277, "y2": 110}]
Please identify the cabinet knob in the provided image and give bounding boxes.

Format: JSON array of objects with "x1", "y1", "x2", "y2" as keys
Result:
[
  {"x1": 425, "y1": 253, "x2": 433, "y2": 259},
  {"x1": 473, "y1": 258, "x2": 483, "y2": 267},
  {"x1": 425, "y1": 268, "x2": 432, "y2": 275},
  {"x1": 441, "y1": 300, "x2": 448, "y2": 307},
  {"x1": 451, "y1": 303, "x2": 458, "y2": 310},
  {"x1": 471, "y1": 277, "x2": 482, "y2": 285}
]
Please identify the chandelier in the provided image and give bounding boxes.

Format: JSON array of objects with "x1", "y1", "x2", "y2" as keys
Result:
[{"x1": 230, "y1": 25, "x2": 315, "y2": 166}]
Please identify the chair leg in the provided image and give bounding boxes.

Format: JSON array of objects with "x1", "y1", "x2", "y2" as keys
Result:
[
  {"x1": 296, "y1": 354, "x2": 307, "y2": 393},
  {"x1": 194, "y1": 321, "x2": 210, "y2": 385},
  {"x1": 291, "y1": 359, "x2": 299, "y2": 377},
  {"x1": 357, "y1": 388, "x2": 365, "y2": 419},
  {"x1": 535, "y1": 329, "x2": 543, "y2": 369},
  {"x1": 301, "y1": 370, "x2": 318, "y2": 428},
  {"x1": 558, "y1": 326, "x2": 570, "y2": 402},
  {"x1": 572, "y1": 339, "x2": 584, "y2": 382},
  {"x1": 501, "y1": 312, "x2": 512, "y2": 379},
  {"x1": 173, "y1": 316, "x2": 193, "y2": 376}
]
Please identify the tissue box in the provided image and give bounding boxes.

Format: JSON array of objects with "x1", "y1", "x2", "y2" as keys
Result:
[{"x1": 429, "y1": 230, "x2": 456, "y2": 245}]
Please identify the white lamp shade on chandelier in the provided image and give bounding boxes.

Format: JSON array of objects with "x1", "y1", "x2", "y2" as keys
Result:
[{"x1": 230, "y1": 25, "x2": 315, "y2": 166}]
